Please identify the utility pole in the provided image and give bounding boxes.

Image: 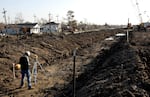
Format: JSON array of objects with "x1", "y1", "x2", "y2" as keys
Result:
[
  {"x1": 33, "y1": 15, "x2": 36, "y2": 23},
  {"x1": 48, "y1": 13, "x2": 51, "y2": 33},
  {"x1": 127, "y1": 18, "x2": 129, "y2": 43},
  {"x1": 56, "y1": 15, "x2": 59, "y2": 23},
  {"x1": 2, "y1": 8, "x2": 7, "y2": 25},
  {"x1": 2, "y1": 8, "x2": 7, "y2": 34}
]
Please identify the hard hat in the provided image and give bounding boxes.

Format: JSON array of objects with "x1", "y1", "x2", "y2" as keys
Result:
[
  {"x1": 25, "y1": 51, "x2": 31, "y2": 56},
  {"x1": 34, "y1": 55, "x2": 38, "y2": 59},
  {"x1": 15, "y1": 64, "x2": 21, "y2": 70}
]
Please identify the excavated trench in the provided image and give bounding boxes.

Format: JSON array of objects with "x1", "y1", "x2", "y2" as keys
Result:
[
  {"x1": 54, "y1": 35, "x2": 128, "y2": 96},
  {"x1": 55, "y1": 32, "x2": 150, "y2": 97}
]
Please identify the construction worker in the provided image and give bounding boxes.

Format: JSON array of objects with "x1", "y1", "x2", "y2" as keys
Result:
[{"x1": 19, "y1": 51, "x2": 32, "y2": 89}]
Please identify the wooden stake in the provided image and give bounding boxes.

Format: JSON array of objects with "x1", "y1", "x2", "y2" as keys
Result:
[
  {"x1": 127, "y1": 29, "x2": 129, "y2": 43},
  {"x1": 12, "y1": 63, "x2": 16, "y2": 79},
  {"x1": 73, "y1": 49, "x2": 76, "y2": 97}
]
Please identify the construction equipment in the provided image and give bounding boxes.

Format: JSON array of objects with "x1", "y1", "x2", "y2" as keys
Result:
[
  {"x1": 133, "y1": 0, "x2": 150, "y2": 32},
  {"x1": 135, "y1": 23, "x2": 146, "y2": 32}
]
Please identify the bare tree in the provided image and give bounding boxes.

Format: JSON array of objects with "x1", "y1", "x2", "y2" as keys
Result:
[
  {"x1": 39, "y1": 18, "x2": 47, "y2": 24},
  {"x1": 15, "y1": 13, "x2": 24, "y2": 24},
  {"x1": 67, "y1": 10, "x2": 77, "y2": 32},
  {"x1": 67, "y1": 10, "x2": 74, "y2": 22}
]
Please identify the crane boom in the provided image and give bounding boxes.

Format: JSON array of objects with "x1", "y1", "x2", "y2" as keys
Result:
[{"x1": 135, "y1": 0, "x2": 143, "y2": 23}]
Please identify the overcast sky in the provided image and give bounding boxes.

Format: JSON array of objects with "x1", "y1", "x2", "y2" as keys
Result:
[{"x1": 0, "y1": 0, "x2": 150, "y2": 25}]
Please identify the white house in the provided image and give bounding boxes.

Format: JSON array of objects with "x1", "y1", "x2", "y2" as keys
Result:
[
  {"x1": 30, "y1": 23, "x2": 42, "y2": 34},
  {"x1": 2, "y1": 22, "x2": 62, "y2": 35},
  {"x1": 3, "y1": 23, "x2": 41, "y2": 35},
  {"x1": 41, "y1": 22, "x2": 61, "y2": 33}
]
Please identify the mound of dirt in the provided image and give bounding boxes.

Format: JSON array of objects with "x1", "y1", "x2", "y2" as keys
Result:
[
  {"x1": 0, "y1": 29, "x2": 121, "y2": 97},
  {"x1": 0, "y1": 30, "x2": 150, "y2": 97}
]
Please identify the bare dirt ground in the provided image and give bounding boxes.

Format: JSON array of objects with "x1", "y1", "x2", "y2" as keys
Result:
[{"x1": 0, "y1": 29, "x2": 150, "y2": 97}]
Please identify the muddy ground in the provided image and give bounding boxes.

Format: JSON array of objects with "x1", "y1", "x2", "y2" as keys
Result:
[{"x1": 0, "y1": 29, "x2": 150, "y2": 97}]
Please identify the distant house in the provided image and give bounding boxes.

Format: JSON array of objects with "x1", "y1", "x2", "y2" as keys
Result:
[
  {"x1": 41, "y1": 22, "x2": 61, "y2": 33},
  {"x1": 0, "y1": 24, "x2": 18, "y2": 35},
  {"x1": 30, "y1": 23, "x2": 41, "y2": 34},
  {"x1": 4, "y1": 23, "x2": 41, "y2": 35},
  {"x1": 17, "y1": 23, "x2": 41, "y2": 34},
  {"x1": 2, "y1": 22, "x2": 62, "y2": 35}
]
